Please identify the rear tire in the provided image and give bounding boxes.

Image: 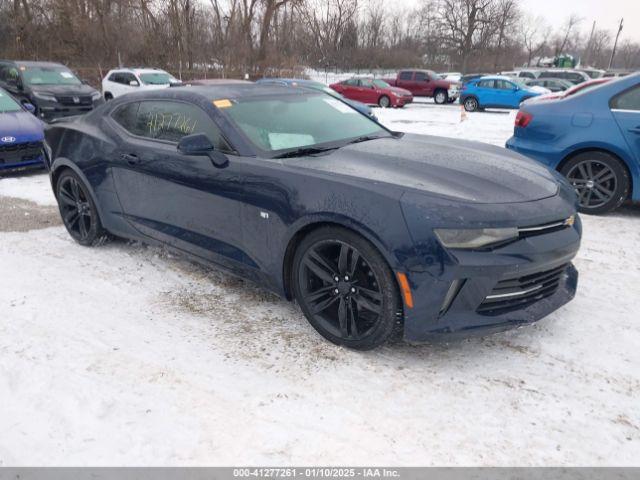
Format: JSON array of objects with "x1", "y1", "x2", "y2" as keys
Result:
[
  {"x1": 292, "y1": 227, "x2": 400, "y2": 350},
  {"x1": 378, "y1": 95, "x2": 391, "y2": 108},
  {"x1": 434, "y1": 89, "x2": 448, "y2": 104},
  {"x1": 56, "y1": 170, "x2": 109, "y2": 246},
  {"x1": 560, "y1": 151, "x2": 630, "y2": 214},
  {"x1": 464, "y1": 97, "x2": 479, "y2": 112},
  {"x1": 104, "y1": 92, "x2": 113, "y2": 101}
]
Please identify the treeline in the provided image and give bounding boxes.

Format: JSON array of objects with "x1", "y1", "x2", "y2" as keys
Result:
[{"x1": 0, "y1": 0, "x2": 638, "y2": 79}]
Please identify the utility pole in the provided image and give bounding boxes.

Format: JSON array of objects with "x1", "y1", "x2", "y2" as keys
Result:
[
  {"x1": 585, "y1": 21, "x2": 596, "y2": 66},
  {"x1": 608, "y1": 18, "x2": 624, "y2": 69}
]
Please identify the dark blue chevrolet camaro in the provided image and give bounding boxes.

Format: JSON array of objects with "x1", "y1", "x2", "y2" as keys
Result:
[{"x1": 44, "y1": 84, "x2": 582, "y2": 349}]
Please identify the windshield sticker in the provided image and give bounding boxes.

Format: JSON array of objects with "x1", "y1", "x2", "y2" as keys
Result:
[
  {"x1": 268, "y1": 133, "x2": 315, "y2": 151},
  {"x1": 213, "y1": 99, "x2": 232, "y2": 109},
  {"x1": 60, "y1": 72, "x2": 74, "y2": 78},
  {"x1": 323, "y1": 98, "x2": 356, "y2": 114}
]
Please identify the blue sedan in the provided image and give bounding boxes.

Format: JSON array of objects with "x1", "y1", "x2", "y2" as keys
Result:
[
  {"x1": 0, "y1": 87, "x2": 45, "y2": 172},
  {"x1": 44, "y1": 84, "x2": 580, "y2": 349},
  {"x1": 461, "y1": 76, "x2": 545, "y2": 112},
  {"x1": 507, "y1": 73, "x2": 640, "y2": 214},
  {"x1": 256, "y1": 78, "x2": 377, "y2": 120}
]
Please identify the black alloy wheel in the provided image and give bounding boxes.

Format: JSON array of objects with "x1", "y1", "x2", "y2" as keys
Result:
[
  {"x1": 56, "y1": 170, "x2": 108, "y2": 246},
  {"x1": 293, "y1": 227, "x2": 399, "y2": 350},
  {"x1": 560, "y1": 151, "x2": 630, "y2": 214}
]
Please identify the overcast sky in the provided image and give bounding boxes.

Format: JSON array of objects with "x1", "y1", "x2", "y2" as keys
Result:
[{"x1": 404, "y1": 0, "x2": 639, "y2": 42}]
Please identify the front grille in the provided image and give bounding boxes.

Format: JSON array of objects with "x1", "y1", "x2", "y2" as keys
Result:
[
  {"x1": 0, "y1": 141, "x2": 43, "y2": 165},
  {"x1": 518, "y1": 218, "x2": 572, "y2": 240},
  {"x1": 477, "y1": 263, "x2": 568, "y2": 315},
  {"x1": 55, "y1": 95, "x2": 92, "y2": 106}
]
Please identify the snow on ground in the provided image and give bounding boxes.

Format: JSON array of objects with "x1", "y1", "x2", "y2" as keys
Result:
[
  {"x1": 0, "y1": 174, "x2": 57, "y2": 206},
  {"x1": 1, "y1": 103, "x2": 639, "y2": 466}
]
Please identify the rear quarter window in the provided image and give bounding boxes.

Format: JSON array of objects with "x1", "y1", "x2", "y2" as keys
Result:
[{"x1": 610, "y1": 86, "x2": 640, "y2": 111}]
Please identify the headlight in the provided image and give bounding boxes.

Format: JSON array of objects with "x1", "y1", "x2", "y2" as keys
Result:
[
  {"x1": 32, "y1": 92, "x2": 57, "y2": 102},
  {"x1": 91, "y1": 91, "x2": 102, "y2": 100},
  {"x1": 434, "y1": 227, "x2": 518, "y2": 249}
]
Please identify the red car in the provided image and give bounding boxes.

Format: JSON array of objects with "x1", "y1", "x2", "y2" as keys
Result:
[
  {"x1": 525, "y1": 78, "x2": 612, "y2": 104},
  {"x1": 383, "y1": 69, "x2": 460, "y2": 104},
  {"x1": 330, "y1": 77, "x2": 413, "y2": 108}
]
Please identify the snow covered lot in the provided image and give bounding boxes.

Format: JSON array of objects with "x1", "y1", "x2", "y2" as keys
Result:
[{"x1": 1, "y1": 101, "x2": 639, "y2": 466}]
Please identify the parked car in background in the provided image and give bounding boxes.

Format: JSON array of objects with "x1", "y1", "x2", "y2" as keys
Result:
[
  {"x1": 537, "y1": 69, "x2": 590, "y2": 85},
  {"x1": 383, "y1": 70, "x2": 459, "y2": 104},
  {"x1": 102, "y1": 67, "x2": 181, "y2": 100},
  {"x1": 188, "y1": 79, "x2": 252, "y2": 86},
  {"x1": 526, "y1": 78, "x2": 573, "y2": 92},
  {"x1": 507, "y1": 73, "x2": 640, "y2": 214},
  {"x1": 330, "y1": 78, "x2": 413, "y2": 108},
  {"x1": 460, "y1": 73, "x2": 490, "y2": 85},
  {"x1": 578, "y1": 68, "x2": 605, "y2": 79},
  {"x1": 500, "y1": 69, "x2": 541, "y2": 80},
  {"x1": 0, "y1": 60, "x2": 103, "y2": 122},
  {"x1": 257, "y1": 78, "x2": 377, "y2": 120},
  {"x1": 603, "y1": 70, "x2": 635, "y2": 78},
  {"x1": 0, "y1": 86, "x2": 45, "y2": 173},
  {"x1": 524, "y1": 78, "x2": 612, "y2": 104},
  {"x1": 439, "y1": 72, "x2": 462, "y2": 82},
  {"x1": 460, "y1": 76, "x2": 545, "y2": 112},
  {"x1": 44, "y1": 83, "x2": 581, "y2": 349}
]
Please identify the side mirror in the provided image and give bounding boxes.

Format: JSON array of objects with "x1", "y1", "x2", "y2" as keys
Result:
[
  {"x1": 23, "y1": 102, "x2": 36, "y2": 114},
  {"x1": 178, "y1": 133, "x2": 228, "y2": 168},
  {"x1": 129, "y1": 80, "x2": 139, "y2": 87}
]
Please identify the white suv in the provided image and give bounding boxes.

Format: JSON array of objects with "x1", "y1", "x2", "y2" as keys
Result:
[{"x1": 101, "y1": 68, "x2": 180, "y2": 100}]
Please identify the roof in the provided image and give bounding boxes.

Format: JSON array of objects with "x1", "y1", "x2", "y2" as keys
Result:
[
  {"x1": 182, "y1": 83, "x2": 311, "y2": 101},
  {"x1": 11, "y1": 61, "x2": 67, "y2": 68},
  {"x1": 110, "y1": 67, "x2": 169, "y2": 74}
]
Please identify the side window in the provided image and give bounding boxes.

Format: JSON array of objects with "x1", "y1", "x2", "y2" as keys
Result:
[
  {"x1": 123, "y1": 73, "x2": 137, "y2": 85},
  {"x1": 112, "y1": 102, "x2": 140, "y2": 132},
  {"x1": 360, "y1": 79, "x2": 373, "y2": 88},
  {"x1": 108, "y1": 72, "x2": 119, "y2": 82},
  {"x1": 478, "y1": 80, "x2": 494, "y2": 88},
  {"x1": 415, "y1": 72, "x2": 428, "y2": 82},
  {"x1": 123, "y1": 100, "x2": 230, "y2": 149},
  {"x1": 496, "y1": 80, "x2": 513, "y2": 90},
  {"x1": 611, "y1": 86, "x2": 640, "y2": 111},
  {"x1": 399, "y1": 71, "x2": 413, "y2": 81},
  {"x1": 344, "y1": 79, "x2": 358, "y2": 86}
]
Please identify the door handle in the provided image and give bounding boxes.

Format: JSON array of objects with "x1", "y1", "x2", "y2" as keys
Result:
[
  {"x1": 121, "y1": 153, "x2": 140, "y2": 165},
  {"x1": 629, "y1": 127, "x2": 640, "y2": 135}
]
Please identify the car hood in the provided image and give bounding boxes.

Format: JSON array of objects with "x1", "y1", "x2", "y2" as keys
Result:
[
  {"x1": 285, "y1": 134, "x2": 559, "y2": 204},
  {"x1": 0, "y1": 111, "x2": 44, "y2": 143},
  {"x1": 30, "y1": 84, "x2": 98, "y2": 96}
]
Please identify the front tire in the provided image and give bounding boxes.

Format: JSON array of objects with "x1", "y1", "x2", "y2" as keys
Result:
[
  {"x1": 464, "y1": 97, "x2": 479, "y2": 112},
  {"x1": 56, "y1": 170, "x2": 108, "y2": 246},
  {"x1": 378, "y1": 95, "x2": 391, "y2": 108},
  {"x1": 292, "y1": 227, "x2": 400, "y2": 350},
  {"x1": 434, "y1": 89, "x2": 448, "y2": 104},
  {"x1": 560, "y1": 151, "x2": 630, "y2": 214}
]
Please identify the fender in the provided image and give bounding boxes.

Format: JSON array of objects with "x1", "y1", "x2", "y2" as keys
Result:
[
  {"x1": 49, "y1": 157, "x2": 109, "y2": 223},
  {"x1": 278, "y1": 210, "x2": 412, "y2": 299}
]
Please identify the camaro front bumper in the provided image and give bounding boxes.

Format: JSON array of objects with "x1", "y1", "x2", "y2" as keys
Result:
[{"x1": 401, "y1": 215, "x2": 581, "y2": 342}]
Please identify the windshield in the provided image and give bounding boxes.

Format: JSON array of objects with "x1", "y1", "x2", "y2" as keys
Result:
[
  {"x1": 139, "y1": 72, "x2": 177, "y2": 85},
  {"x1": 0, "y1": 90, "x2": 22, "y2": 113},
  {"x1": 222, "y1": 93, "x2": 388, "y2": 155},
  {"x1": 22, "y1": 66, "x2": 81, "y2": 86}
]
